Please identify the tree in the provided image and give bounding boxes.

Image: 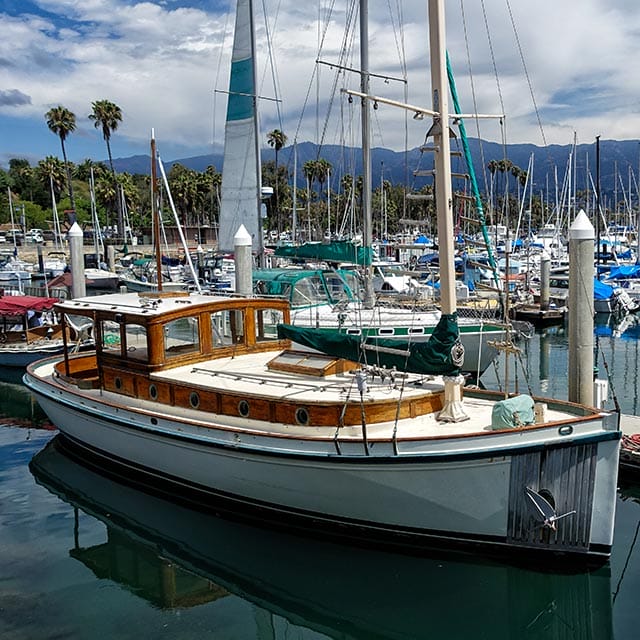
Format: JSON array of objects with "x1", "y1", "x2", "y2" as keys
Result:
[
  {"x1": 45, "y1": 105, "x2": 77, "y2": 215},
  {"x1": 266, "y1": 129, "x2": 287, "y2": 232},
  {"x1": 89, "y1": 100, "x2": 124, "y2": 233}
]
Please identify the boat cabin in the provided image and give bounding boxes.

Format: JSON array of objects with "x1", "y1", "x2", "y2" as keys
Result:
[{"x1": 56, "y1": 293, "x2": 292, "y2": 383}]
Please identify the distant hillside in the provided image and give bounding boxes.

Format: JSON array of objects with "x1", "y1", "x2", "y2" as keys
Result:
[{"x1": 113, "y1": 138, "x2": 640, "y2": 201}]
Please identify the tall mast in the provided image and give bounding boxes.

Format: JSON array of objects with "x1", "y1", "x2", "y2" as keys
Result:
[
  {"x1": 360, "y1": 0, "x2": 374, "y2": 307},
  {"x1": 428, "y1": 0, "x2": 455, "y2": 315},
  {"x1": 429, "y1": 0, "x2": 466, "y2": 422},
  {"x1": 151, "y1": 129, "x2": 162, "y2": 291}
]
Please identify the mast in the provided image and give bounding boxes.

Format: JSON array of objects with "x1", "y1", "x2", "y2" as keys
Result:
[
  {"x1": 595, "y1": 135, "x2": 601, "y2": 272},
  {"x1": 151, "y1": 129, "x2": 162, "y2": 291},
  {"x1": 428, "y1": 0, "x2": 467, "y2": 422},
  {"x1": 360, "y1": 0, "x2": 375, "y2": 307},
  {"x1": 428, "y1": 0, "x2": 455, "y2": 315}
]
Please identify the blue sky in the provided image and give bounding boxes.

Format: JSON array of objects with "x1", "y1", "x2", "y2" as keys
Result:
[{"x1": 1, "y1": 1, "x2": 639, "y2": 169}]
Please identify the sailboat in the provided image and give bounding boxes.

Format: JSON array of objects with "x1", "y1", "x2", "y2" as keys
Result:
[
  {"x1": 211, "y1": 0, "x2": 505, "y2": 377},
  {"x1": 23, "y1": 0, "x2": 620, "y2": 563}
]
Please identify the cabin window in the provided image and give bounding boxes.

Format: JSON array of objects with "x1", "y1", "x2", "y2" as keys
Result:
[
  {"x1": 124, "y1": 323, "x2": 148, "y2": 362},
  {"x1": 164, "y1": 316, "x2": 200, "y2": 358},
  {"x1": 255, "y1": 308, "x2": 284, "y2": 342},
  {"x1": 338, "y1": 271, "x2": 363, "y2": 302},
  {"x1": 325, "y1": 273, "x2": 353, "y2": 303},
  {"x1": 291, "y1": 275, "x2": 329, "y2": 306},
  {"x1": 210, "y1": 310, "x2": 244, "y2": 347},
  {"x1": 100, "y1": 320, "x2": 122, "y2": 353},
  {"x1": 65, "y1": 314, "x2": 93, "y2": 341}
]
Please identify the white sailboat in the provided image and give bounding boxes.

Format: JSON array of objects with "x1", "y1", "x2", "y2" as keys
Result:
[
  {"x1": 24, "y1": 0, "x2": 620, "y2": 563},
  {"x1": 217, "y1": 0, "x2": 264, "y2": 259}
]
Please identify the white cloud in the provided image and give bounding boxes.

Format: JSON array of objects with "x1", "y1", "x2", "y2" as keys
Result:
[{"x1": 1, "y1": 0, "x2": 639, "y2": 166}]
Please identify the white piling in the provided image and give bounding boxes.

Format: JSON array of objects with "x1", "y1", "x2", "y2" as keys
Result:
[
  {"x1": 234, "y1": 225, "x2": 253, "y2": 296},
  {"x1": 568, "y1": 210, "x2": 594, "y2": 406},
  {"x1": 68, "y1": 222, "x2": 86, "y2": 299},
  {"x1": 539, "y1": 250, "x2": 550, "y2": 311}
]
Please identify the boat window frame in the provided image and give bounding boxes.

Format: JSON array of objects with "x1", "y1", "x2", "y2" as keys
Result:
[{"x1": 163, "y1": 315, "x2": 201, "y2": 359}]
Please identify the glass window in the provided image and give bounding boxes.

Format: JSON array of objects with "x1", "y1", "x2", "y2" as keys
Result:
[
  {"x1": 291, "y1": 275, "x2": 328, "y2": 307},
  {"x1": 101, "y1": 320, "x2": 121, "y2": 353},
  {"x1": 210, "y1": 310, "x2": 244, "y2": 347},
  {"x1": 125, "y1": 323, "x2": 148, "y2": 361},
  {"x1": 164, "y1": 317, "x2": 200, "y2": 358},
  {"x1": 255, "y1": 308, "x2": 284, "y2": 342}
]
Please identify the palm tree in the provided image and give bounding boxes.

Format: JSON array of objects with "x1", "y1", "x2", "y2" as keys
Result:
[
  {"x1": 89, "y1": 100, "x2": 123, "y2": 233},
  {"x1": 266, "y1": 129, "x2": 287, "y2": 233},
  {"x1": 45, "y1": 105, "x2": 77, "y2": 215}
]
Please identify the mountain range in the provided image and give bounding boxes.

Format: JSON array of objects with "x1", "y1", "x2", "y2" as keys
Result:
[{"x1": 113, "y1": 138, "x2": 640, "y2": 203}]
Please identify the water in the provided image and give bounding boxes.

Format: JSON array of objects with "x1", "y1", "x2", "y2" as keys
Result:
[{"x1": 2, "y1": 324, "x2": 640, "y2": 640}]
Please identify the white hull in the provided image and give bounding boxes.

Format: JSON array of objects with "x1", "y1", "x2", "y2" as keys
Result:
[{"x1": 26, "y1": 365, "x2": 619, "y2": 560}]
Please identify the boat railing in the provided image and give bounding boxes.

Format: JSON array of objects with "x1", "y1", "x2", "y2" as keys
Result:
[{"x1": 54, "y1": 353, "x2": 99, "y2": 389}]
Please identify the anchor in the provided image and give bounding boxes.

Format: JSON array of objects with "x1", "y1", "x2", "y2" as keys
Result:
[{"x1": 525, "y1": 487, "x2": 576, "y2": 531}]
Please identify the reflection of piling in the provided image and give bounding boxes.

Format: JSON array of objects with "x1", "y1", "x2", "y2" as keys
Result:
[
  {"x1": 37, "y1": 244, "x2": 45, "y2": 274},
  {"x1": 68, "y1": 222, "x2": 86, "y2": 299},
  {"x1": 539, "y1": 332, "x2": 550, "y2": 393},
  {"x1": 234, "y1": 225, "x2": 252, "y2": 296},
  {"x1": 540, "y1": 251, "x2": 550, "y2": 311},
  {"x1": 568, "y1": 210, "x2": 594, "y2": 406}
]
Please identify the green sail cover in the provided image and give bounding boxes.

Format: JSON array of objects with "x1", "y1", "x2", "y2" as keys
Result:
[
  {"x1": 274, "y1": 240, "x2": 373, "y2": 266},
  {"x1": 277, "y1": 313, "x2": 463, "y2": 376}
]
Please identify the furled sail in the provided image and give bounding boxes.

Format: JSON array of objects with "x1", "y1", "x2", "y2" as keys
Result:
[
  {"x1": 278, "y1": 313, "x2": 464, "y2": 376},
  {"x1": 274, "y1": 240, "x2": 373, "y2": 266},
  {"x1": 218, "y1": 0, "x2": 261, "y2": 253}
]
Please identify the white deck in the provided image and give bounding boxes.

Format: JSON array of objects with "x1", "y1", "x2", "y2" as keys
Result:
[{"x1": 149, "y1": 350, "x2": 591, "y2": 441}]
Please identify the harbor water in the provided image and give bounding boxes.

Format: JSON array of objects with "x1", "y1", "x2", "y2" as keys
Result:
[{"x1": 2, "y1": 321, "x2": 640, "y2": 639}]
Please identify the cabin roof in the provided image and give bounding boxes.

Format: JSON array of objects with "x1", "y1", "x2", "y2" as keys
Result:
[{"x1": 56, "y1": 292, "x2": 288, "y2": 319}]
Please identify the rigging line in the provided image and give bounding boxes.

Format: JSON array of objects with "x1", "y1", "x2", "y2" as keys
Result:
[
  {"x1": 260, "y1": 0, "x2": 285, "y2": 127},
  {"x1": 315, "y1": 2, "x2": 359, "y2": 155},
  {"x1": 287, "y1": 0, "x2": 341, "y2": 150},
  {"x1": 459, "y1": 0, "x2": 490, "y2": 200},
  {"x1": 504, "y1": 0, "x2": 547, "y2": 148},
  {"x1": 612, "y1": 513, "x2": 640, "y2": 604},
  {"x1": 211, "y1": 8, "x2": 232, "y2": 150}
]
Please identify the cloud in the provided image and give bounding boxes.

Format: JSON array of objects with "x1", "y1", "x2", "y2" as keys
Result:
[
  {"x1": 0, "y1": 89, "x2": 32, "y2": 107},
  {"x1": 1, "y1": 0, "x2": 639, "y2": 166}
]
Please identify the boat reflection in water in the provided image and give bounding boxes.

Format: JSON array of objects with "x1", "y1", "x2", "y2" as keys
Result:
[{"x1": 30, "y1": 437, "x2": 614, "y2": 640}]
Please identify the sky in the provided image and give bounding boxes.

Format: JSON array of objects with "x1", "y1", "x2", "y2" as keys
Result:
[{"x1": 1, "y1": 0, "x2": 639, "y2": 169}]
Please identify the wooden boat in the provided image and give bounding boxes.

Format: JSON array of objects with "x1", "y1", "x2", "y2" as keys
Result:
[
  {"x1": 23, "y1": 0, "x2": 620, "y2": 564},
  {"x1": 24, "y1": 288, "x2": 619, "y2": 562}
]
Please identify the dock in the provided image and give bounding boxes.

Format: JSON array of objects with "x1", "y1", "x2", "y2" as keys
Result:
[{"x1": 620, "y1": 414, "x2": 640, "y2": 476}]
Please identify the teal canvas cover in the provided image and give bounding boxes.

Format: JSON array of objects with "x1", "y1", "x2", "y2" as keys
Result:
[
  {"x1": 277, "y1": 313, "x2": 462, "y2": 376},
  {"x1": 490, "y1": 395, "x2": 535, "y2": 430},
  {"x1": 274, "y1": 241, "x2": 373, "y2": 266}
]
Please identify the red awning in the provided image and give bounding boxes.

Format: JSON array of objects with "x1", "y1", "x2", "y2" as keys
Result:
[{"x1": 0, "y1": 295, "x2": 61, "y2": 315}]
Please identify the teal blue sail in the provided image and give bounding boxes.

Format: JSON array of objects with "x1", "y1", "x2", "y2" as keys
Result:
[
  {"x1": 218, "y1": 0, "x2": 261, "y2": 254},
  {"x1": 278, "y1": 313, "x2": 463, "y2": 376}
]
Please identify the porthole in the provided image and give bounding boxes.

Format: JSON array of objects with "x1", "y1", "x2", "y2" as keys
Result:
[
  {"x1": 114, "y1": 377, "x2": 122, "y2": 390},
  {"x1": 149, "y1": 384, "x2": 158, "y2": 400},
  {"x1": 151, "y1": 417, "x2": 158, "y2": 425},
  {"x1": 295, "y1": 407, "x2": 310, "y2": 426},
  {"x1": 189, "y1": 391, "x2": 200, "y2": 409},
  {"x1": 238, "y1": 399, "x2": 250, "y2": 417}
]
